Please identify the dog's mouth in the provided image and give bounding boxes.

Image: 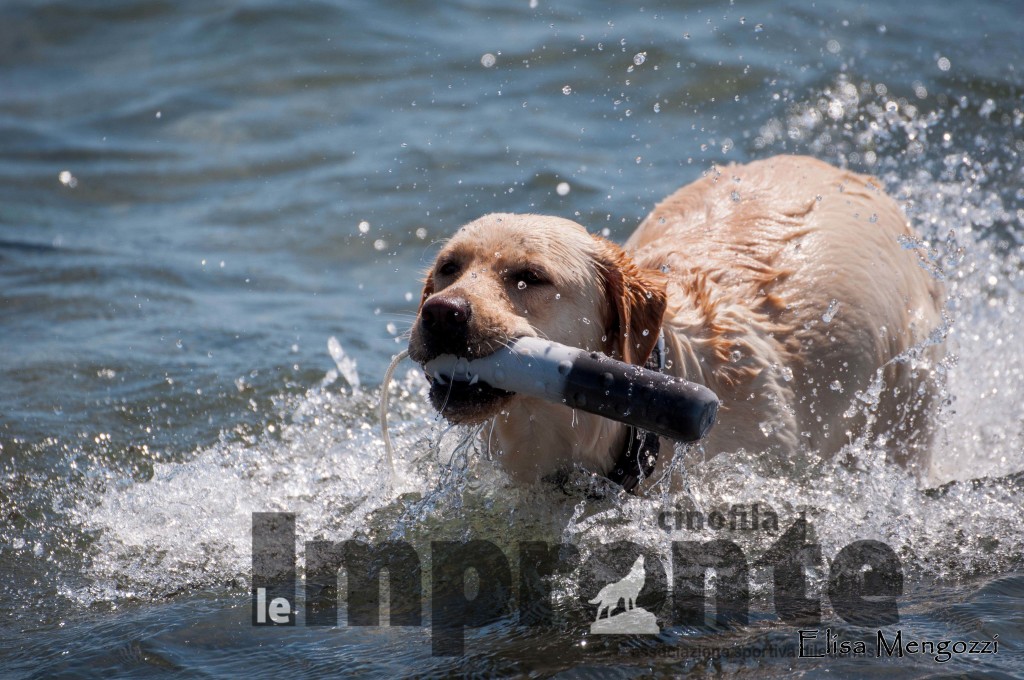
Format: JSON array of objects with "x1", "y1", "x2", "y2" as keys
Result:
[{"x1": 423, "y1": 354, "x2": 515, "y2": 423}]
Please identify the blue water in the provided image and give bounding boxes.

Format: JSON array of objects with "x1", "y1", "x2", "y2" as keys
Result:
[{"x1": 2, "y1": 0, "x2": 1023, "y2": 676}]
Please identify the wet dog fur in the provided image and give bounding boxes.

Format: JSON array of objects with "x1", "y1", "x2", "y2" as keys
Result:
[{"x1": 408, "y1": 155, "x2": 946, "y2": 489}]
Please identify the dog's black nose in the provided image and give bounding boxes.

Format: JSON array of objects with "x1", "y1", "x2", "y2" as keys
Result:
[{"x1": 420, "y1": 296, "x2": 472, "y2": 343}]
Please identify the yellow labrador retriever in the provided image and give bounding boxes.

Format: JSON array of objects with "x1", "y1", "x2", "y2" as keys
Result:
[{"x1": 408, "y1": 155, "x2": 945, "y2": 488}]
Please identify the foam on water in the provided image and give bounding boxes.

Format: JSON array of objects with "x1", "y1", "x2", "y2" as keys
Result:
[
  {"x1": 61, "y1": 78, "x2": 1023, "y2": 606},
  {"x1": 60, "y1": 365, "x2": 432, "y2": 603}
]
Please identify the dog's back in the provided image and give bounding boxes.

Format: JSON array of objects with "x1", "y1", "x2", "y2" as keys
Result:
[{"x1": 628, "y1": 156, "x2": 945, "y2": 467}]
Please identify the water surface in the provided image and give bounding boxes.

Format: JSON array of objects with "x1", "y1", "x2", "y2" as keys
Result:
[{"x1": 1, "y1": 0, "x2": 1023, "y2": 676}]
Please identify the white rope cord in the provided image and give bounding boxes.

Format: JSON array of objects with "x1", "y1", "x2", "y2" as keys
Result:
[{"x1": 378, "y1": 349, "x2": 410, "y2": 475}]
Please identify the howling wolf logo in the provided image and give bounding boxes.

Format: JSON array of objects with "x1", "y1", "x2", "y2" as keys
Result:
[
  {"x1": 587, "y1": 554, "x2": 659, "y2": 633},
  {"x1": 589, "y1": 555, "x2": 647, "y2": 620}
]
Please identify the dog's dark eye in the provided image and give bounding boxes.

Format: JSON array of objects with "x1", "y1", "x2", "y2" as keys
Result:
[
  {"x1": 514, "y1": 269, "x2": 548, "y2": 287},
  {"x1": 438, "y1": 261, "x2": 460, "y2": 277}
]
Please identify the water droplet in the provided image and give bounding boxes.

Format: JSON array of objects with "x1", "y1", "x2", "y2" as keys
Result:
[
  {"x1": 517, "y1": 280, "x2": 527, "y2": 290},
  {"x1": 633, "y1": 52, "x2": 646, "y2": 66},
  {"x1": 730, "y1": 190, "x2": 741, "y2": 202},
  {"x1": 581, "y1": 317, "x2": 591, "y2": 325},
  {"x1": 780, "y1": 366, "x2": 794, "y2": 382},
  {"x1": 754, "y1": 23, "x2": 764, "y2": 32},
  {"x1": 869, "y1": 213, "x2": 878, "y2": 223},
  {"x1": 555, "y1": 293, "x2": 561, "y2": 300},
  {"x1": 358, "y1": 221, "x2": 370, "y2": 234},
  {"x1": 562, "y1": 85, "x2": 572, "y2": 95},
  {"x1": 822, "y1": 299, "x2": 840, "y2": 323},
  {"x1": 385, "y1": 322, "x2": 398, "y2": 335},
  {"x1": 556, "y1": 181, "x2": 571, "y2": 196},
  {"x1": 58, "y1": 170, "x2": 78, "y2": 188},
  {"x1": 641, "y1": 329, "x2": 650, "y2": 336},
  {"x1": 653, "y1": 102, "x2": 661, "y2": 113},
  {"x1": 481, "y1": 53, "x2": 496, "y2": 68},
  {"x1": 830, "y1": 380, "x2": 843, "y2": 392},
  {"x1": 937, "y1": 56, "x2": 951, "y2": 71}
]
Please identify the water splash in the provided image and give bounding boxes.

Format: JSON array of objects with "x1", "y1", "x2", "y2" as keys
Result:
[
  {"x1": 325, "y1": 335, "x2": 361, "y2": 391},
  {"x1": 61, "y1": 353, "x2": 436, "y2": 603}
]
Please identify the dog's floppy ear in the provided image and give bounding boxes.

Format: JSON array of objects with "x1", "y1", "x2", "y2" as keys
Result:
[{"x1": 595, "y1": 239, "x2": 668, "y2": 365}]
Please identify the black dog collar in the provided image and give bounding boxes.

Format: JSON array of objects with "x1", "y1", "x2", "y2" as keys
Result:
[{"x1": 606, "y1": 330, "x2": 666, "y2": 492}]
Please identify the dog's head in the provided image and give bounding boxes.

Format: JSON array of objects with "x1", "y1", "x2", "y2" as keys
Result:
[{"x1": 409, "y1": 213, "x2": 667, "y2": 423}]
